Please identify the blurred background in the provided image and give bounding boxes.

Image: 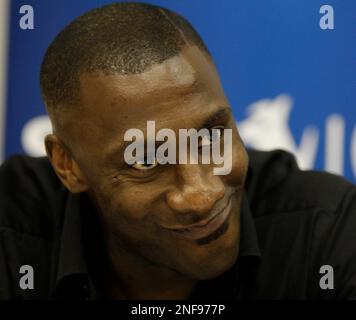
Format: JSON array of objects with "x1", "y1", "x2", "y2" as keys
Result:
[{"x1": 0, "y1": 0, "x2": 355, "y2": 181}]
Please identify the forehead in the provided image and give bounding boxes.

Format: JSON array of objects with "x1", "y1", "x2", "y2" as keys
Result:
[{"x1": 69, "y1": 45, "x2": 227, "y2": 154}]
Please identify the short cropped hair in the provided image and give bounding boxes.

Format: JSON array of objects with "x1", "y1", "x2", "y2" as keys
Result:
[{"x1": 40, "y1": 2, "x2": 210, "y2": 121}]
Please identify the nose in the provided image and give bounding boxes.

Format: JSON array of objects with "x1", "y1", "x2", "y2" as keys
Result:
[{"x1": 166, "y1": 164, "x2": 225, "y2": 215}]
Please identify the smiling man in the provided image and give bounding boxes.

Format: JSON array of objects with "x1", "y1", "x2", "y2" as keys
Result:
[{"x1": 1, "y1": 2, "x2": 356, "y2": 300}]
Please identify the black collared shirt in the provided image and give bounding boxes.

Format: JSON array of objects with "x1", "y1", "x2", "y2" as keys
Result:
[{"x1": 0, "y1": 149, "x2": 356, "y2": 300}]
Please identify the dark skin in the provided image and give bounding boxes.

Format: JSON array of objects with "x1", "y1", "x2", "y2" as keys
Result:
[{"x1": 45, "y1": 45, "x2": 249, "y2": 299}]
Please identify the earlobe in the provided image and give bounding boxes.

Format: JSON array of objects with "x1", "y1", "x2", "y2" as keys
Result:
[
  {"x1": 70, "y1": 161, "x2": 90, "y2": 193},
  {"x1": 44, "y1": 134, "x2": 89, "y2": 193}
]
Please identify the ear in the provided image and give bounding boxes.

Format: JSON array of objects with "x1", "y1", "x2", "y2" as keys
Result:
[{"x1": 44, "y1": 134, "x2": 89, "y2": 193}]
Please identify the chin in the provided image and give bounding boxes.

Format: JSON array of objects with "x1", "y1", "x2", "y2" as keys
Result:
[
  {"x1": 188, "y1": 222, "x2": 240, "y2": 280},
  {"x1": 200, "y1": 207, "x2": 240, "y2": 280},
  {"x1": 193, "y1": 245, "x2": 239, "y2": 281}
]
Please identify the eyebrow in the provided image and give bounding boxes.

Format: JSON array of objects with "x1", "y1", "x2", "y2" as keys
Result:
[
  {"x1": 200, "y1": 106, "x2": 231, "y2": 130},
  {"x1": 105, "y1": 106, "x2": 231, "y2": 163},
  {"x1": 105, "y1": 139, "x2": 133, "y2": 165}
]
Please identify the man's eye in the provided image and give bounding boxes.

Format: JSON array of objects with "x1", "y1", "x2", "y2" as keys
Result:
[
  {"x1": 200, "y1": 127, "x2": 224, "y2": 147},
  {"x1": 132, "y1": 160, "x2": 158, "y2": 171}
]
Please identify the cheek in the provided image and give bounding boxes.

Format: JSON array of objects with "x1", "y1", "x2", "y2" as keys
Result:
[
  {"x1": 98, "y1": 187, "x2": 170, "y2": 254},
  {"x1": 94, "y1": 191, "x2": 155, "y2": 250},
  {"x1": 95, "y1": 181, "x2": 161, "y2": 229}
]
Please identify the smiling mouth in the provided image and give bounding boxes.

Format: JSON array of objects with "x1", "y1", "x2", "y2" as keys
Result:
[{"x1": 164, "y1": 197, "x2": 233, "y2": 241}]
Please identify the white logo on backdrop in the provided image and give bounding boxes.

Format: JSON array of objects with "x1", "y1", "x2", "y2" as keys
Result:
[
  {"x1": 21, "y1": 115, "x2": 52, "y2": 157},
  {"x1": 238, "y1": 94, "x2": 356, "y2": 178},
  {"x1": 237, "y1": 94, "x2": 319, "y2": 170},
  {"x1": 21, "y1": 94, "x2": 356, "y2": 180}
]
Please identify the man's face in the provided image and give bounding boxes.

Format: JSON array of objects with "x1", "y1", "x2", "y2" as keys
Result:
[{"x1": 64, "y1": 45, "x2": 248, "y2": 280}]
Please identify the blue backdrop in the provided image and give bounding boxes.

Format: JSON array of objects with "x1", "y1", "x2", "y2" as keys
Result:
[{"x1": 3, "y1": 0, "x2": 356, "y2": 181}]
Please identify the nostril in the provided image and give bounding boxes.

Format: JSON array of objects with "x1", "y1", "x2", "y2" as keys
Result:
[
  {"x1": 166, "y1": 186, "x2": 225, "y2": 215},
  {"x1": 166, "y1": 166, "x2": 226, "y2": 213}
]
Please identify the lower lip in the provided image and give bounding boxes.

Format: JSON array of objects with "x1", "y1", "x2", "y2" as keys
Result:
[{"x1": 167, "y1": 198, "x2": 233, "y2": 240}]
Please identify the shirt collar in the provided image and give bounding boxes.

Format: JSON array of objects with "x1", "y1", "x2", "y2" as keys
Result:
[
  {"x1": 238, "y1": 191, "x2": 261, "y2": 259},
  {"x1": 55, "y1": 193, "x2": 89, "y2": 297}
]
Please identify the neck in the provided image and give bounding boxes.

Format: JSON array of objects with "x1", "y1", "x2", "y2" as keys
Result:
[{"x1": 101, "y1": 235, "x2": 198, "y2": 300}]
